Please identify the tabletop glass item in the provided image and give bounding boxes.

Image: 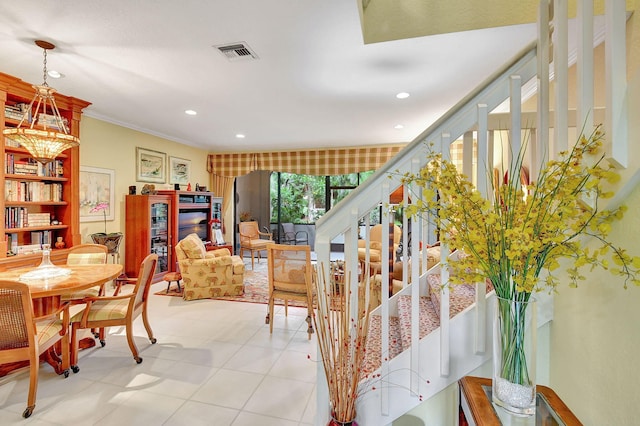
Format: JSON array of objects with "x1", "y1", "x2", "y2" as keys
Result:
[
  {"x1": 482, "y1": 384, "x2": 566, "y2": 425},
  {"x1": 19, "y1": 244, "x2": 71, "y2": 280}
]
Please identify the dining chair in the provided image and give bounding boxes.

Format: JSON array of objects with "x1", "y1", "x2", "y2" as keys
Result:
[
  {"x1": 265, "y1": 243, "x2": 314, "y2": 339},
  {"x1": 239, "y1": 220, "x2": 273, "y2": 269},
  {"x1": 62, "y1": 243, "x2": 108, "y2": 300},
  {"x1": 62, "y1": 243, "x2": 109, "y2": 343},
  {"x1": 0, "y1": 280, "x2": 70, "y2": 418},
  {"x1": 69, "y1": 253, "x2": 157, "y2": 371}
]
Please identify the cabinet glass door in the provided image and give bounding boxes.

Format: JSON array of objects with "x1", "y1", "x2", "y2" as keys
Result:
[{"x1": 150, "y1": 201, "x2": 169, "y2": 273}]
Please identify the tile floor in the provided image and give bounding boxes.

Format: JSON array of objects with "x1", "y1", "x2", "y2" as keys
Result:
[{"x1": 0, "y1": 277, "x2": 319, "y2": 425}]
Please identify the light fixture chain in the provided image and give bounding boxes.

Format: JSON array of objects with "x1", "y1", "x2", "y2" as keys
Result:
[{"x1": 42, "y1": 47, "x2": 48, "y2": 87}]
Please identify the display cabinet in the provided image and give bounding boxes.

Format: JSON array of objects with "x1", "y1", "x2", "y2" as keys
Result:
[
  {"x1": 157, "y1": 190, "x2": 223, "y2": 263},
  {"x1": 0, "y1": 72, "x2": 90, "y2": 269},
  {"x1": 124, "y1": 194, "x2": 172, "y2": 282}
]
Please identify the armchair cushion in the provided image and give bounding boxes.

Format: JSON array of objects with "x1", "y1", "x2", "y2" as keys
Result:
[{"x1": 181, "y1": 234, "x2": 206, "y2": 259}]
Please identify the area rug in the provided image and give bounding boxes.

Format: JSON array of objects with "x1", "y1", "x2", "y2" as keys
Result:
[{"x1": 154, "y1": 260, "x2": 307, "y2": 307}]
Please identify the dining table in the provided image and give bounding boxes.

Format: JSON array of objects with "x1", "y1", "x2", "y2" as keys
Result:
[{"x1": 0, "y1": 262, "x2": 123, "y2": 376}]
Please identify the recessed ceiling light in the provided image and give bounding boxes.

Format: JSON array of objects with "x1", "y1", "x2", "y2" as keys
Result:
[
  {"x1": 396, "y1": 92, "x2": 410, "y2": 99},
  {"x1": 47, "y1": 70, "x2": 62, "y2": 79},
  {"x1": 184, "y1": 110, "x2": 197, "y2": 115},
  {"x1": 236, "y1": 134, "x2": 245, "y2": 139},
  {"x1": 394, "y1": 124, "x2": 404, "y2": 129}
]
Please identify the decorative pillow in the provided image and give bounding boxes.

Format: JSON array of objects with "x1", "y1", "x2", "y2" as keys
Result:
[{"x1": 181, "y1": 233, "x2": 205, "y2": 259}]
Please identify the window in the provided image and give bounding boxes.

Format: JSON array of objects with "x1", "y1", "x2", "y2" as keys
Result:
[{"x1": 270, "y1": 171, "x2": 374, "y2": 224}]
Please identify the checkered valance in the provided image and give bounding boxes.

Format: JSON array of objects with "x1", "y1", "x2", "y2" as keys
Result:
[
  {"x1": 206, "y1": 153, "x2": 257, "y2": 177},
  {"x1": 207, "y1": 145, "x2": 404, "y2": 177}
]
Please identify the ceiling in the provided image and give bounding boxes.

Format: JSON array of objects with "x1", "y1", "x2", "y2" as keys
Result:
[{"x1": 0, "y1": 1, "x2": 539, "y2": 153}]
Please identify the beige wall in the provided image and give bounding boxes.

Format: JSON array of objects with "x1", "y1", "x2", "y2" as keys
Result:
[
  {"x1": 550, "y1": 6, "x2": 640, "y2": 423},
  {"x1": 78, "y1": 116, "x2": 211, "y2": 262}
]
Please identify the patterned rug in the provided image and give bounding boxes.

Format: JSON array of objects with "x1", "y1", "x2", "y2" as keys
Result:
[{"x1": 154, "y1": 259, "x2": 306, "y2": 307}]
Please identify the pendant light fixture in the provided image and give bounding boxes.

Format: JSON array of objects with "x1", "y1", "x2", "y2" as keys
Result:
[{"x1": 2, "y1": 40, "x2": 80, "y2": 164}]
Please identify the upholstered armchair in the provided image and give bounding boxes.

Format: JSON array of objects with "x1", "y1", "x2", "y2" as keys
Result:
[
  {"x1": 357, "y1": 223, "x2": 402, "y2": 273},
  {"x1": 175, "y1": 233, "x2": 245, "y2": 300}
]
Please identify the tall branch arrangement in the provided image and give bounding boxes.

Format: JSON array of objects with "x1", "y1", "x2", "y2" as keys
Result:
[
  {"x1": 313, "y1": 264, "x2": 369, "y2": 424},
  {"x1": 400, "y1": 126, "x2": 640, "y2": 295}
]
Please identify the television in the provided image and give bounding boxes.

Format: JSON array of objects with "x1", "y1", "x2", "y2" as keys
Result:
[{"x1": 178, "y1": 211, "x2": 209, "y2": 241}]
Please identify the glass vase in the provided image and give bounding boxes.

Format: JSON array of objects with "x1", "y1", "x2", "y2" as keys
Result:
[{"x1": 492, "y1": 293, "x2": 537, "y2": 416}]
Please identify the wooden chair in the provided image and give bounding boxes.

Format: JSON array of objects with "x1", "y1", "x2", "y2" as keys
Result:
[
  {"x1": 62, "y1": 243, "x2": 108, "y2": 301},
  {"x1": 62, "y1": 244, "x2": 109, "y2": 342},
  {"x1": 239, "y1": 221, "x2": 273, "y2": 269},
  {"x1": 70, "y1": 254, "x2": 158, "y2": 371},
  {"x1": 265, "y1": 243, "x2": 314, "y2": 339},
  {"x1": 0, "y1": 280, "x2": 70, "y2": 418}
]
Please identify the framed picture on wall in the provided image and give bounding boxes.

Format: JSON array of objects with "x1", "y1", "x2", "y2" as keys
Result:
[
  {"x1": 136, "y1": 147, "x2": 166, "y2": 183},
  {"x1": 169, "y1": 156, "x2": 191, "y2": 185},
  {"x1": 79, "y1": 166, "x2": 116, "y2": 222}
]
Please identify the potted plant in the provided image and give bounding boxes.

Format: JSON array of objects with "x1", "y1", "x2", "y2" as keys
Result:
[
  {"x1": 401, "y1": 126, "x2": 640, "y2": 415},
  {"x1": 89, "y1": 202, "x2": 123, "y2": 256}
]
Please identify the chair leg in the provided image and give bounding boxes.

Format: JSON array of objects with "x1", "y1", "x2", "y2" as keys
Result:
[
  {"x1": 142, "y1": 307, "x2": 157, "y2": 344},
  {"x1": 23, "y1": 353, "x2": 39, "y2": 418},
  {"x1": 125, "y1": 321, "x2": 142, "y2": 364},
  {"x1": 268, "y1": 297, "x2": 275, "y2": 334},
  {"x1": 70, "y1": 323, "x2": 80, "y2": 373},
  {"x1": 250, "y1": 250, "x2": 255, "y2": 269}
]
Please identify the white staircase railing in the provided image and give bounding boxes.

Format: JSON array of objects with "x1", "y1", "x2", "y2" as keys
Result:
[{"x1": 314, "y1": 1, "x2": 628, "y2": 424}]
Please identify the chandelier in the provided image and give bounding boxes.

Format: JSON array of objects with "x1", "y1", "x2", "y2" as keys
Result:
[{"x1": 2, "y1": 40, "x2": 80, "y2": 164}]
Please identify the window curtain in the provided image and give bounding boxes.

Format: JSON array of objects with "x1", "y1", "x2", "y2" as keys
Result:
[{"x1": 207, "y1": 145, "x2": 405, "y2": 244}]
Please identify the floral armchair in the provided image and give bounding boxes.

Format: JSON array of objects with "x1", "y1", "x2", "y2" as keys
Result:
[{"x1": 175, "y1": 233, "x2": 245, "y2": 300}]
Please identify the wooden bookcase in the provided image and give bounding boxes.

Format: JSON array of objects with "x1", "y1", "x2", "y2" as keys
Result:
[
  {"x1": 157, "y1": 190, "x2": 223, "y2": 265},
  {"x1": 0, "y1": 72, "x2": 90, "y2": 269},
  {"x1": 124, "y1": 194, "x2": 173, "y2": 282}
]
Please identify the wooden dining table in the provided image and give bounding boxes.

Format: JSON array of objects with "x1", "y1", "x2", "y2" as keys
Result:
[{"x1": 0, "y1": 263, "x2": 123, "y2": 376}]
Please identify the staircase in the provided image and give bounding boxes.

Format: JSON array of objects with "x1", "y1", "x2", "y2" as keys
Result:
[{"x1": 313, "y1": 2, "x2": 629, "y2": 425}]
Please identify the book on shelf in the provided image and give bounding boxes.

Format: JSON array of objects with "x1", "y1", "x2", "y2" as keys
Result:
[
  {"x1": 6, "y1": 233, "x2": 18, "y2": 254},
  {"x1": 26, "y1": 212, "x2": 50, "y2": 227},
  {"x1": 15, "y1": 244, "x2": 44, "y2": 255},
  {"x1": 4, "y1": 154, "x2": 64, "y2": 178},
  {"x1": 5, "y1": 207, "x2": 27, "y2": 228},
  {"x1": 29, "y1": 230, "x2": 52, "y2": 246}
]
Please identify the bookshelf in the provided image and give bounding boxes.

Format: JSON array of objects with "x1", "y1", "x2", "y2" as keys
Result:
[{"x1": 0, "y1": 72, "x2": 90, "y2": 268}]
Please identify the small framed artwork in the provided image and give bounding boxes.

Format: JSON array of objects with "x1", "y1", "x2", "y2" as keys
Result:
[
  {"x1": 79, "y1": 166, "x2": 116, "y2": 222},
  {"x1": 136, "y1": 147, "x2": 166, "y2": 183},
  {"x1": 169, "y1": 156, "x2": 191, "y2": 185}
]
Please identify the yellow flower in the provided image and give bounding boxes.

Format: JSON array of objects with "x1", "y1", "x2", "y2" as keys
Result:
[{"x1": 399, "y1": 125, "x2": 640, "y2": 296}]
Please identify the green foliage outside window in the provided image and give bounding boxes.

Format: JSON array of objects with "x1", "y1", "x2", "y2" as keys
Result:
[{"x1": 270, "y1": 171, "x2": 374, "y2": 224}]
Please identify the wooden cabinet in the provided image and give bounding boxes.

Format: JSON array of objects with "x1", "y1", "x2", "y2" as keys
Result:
[
  {"x1": 124, "y1": 194, "x2": 172, "y2": 282},
  {"x1": 0, "y1": 72, "x2": 90, "y2": 269},
  {"x1": 157, "y1": 190, "x2": 223, "y2": 262}
]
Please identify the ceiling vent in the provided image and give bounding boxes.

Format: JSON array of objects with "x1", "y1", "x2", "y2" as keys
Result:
[{"x1": 214, "y1": 42, "x2": 259, "y2": 62}]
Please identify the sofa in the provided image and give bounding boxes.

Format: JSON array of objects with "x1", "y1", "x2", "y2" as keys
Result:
[{"x1": 175, "y1": 233, "x2": 245, "y2": 300}]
